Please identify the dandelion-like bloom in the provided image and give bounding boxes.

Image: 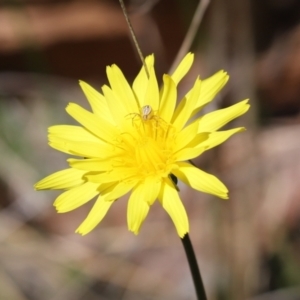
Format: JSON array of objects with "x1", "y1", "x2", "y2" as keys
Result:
[{"x1": 34, "y1": 53, "x2": 249, "y2": 237}]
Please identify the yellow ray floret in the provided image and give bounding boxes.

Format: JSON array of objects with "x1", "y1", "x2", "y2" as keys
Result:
[{"x1": 34, "y1": 52, "x2": 250, "y2": 237}]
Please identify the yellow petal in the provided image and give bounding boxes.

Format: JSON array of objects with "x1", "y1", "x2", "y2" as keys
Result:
[
  {"x1": 48, "y1": 140, "x2": 74, "y2": 155},
  {"x1": 192, "y1": 70, "x2": 229, "y2": 115},
  {"x1": 84, "y1": 172, "x2": 118, "y2": 184},
  {"x1": 48, "y1": 137, "x2": 116, "y2": 158},
  {"x1": 102, "y1": 85, "x2": 128, "y2": 124},
  {"x1": 34, "y1": 168, "x2": 86, "y2": 190},
  {"x1": 132, "y1": 55, "x2": 154, "y2": 107},
  {"x1": 79, "y1": 81, "x2": 114, "y2": 124},
  {"x1": 66, "y1": 103, "x2": 119, "y2": 142},
  {"x1": 159, "y1": 75, "x2": 177, "y2": 123},
  {"x1": 76, "y1": 195, "x2": 114, "y2": 235},
  {"x1": 174, "y1": 133, "x2": 208, "y2": 160},
  {"x1": 68, "y1": 158, "x2": 114, "y2": 171},
  {"x1": 172, "y1": 78, "x2": 201, "y2": 131},
  {"x1": 198, "y1": 99, "x2": 250, "y2": 132},
  {"x1": 86, "y1": 167, "x2": 138, "y2": 184},
  {"x1": 158, "y1": 178, "x2": 189, "y2": 237},
  {"x1": 127, "y1": 183, "x2": 150, "y2": 235},
  {"x1": 173, "y1": 121, "x2": 199, "y2": 152},
  {"x1": 144, "y1": 66, "x2": 159, "y2": 111},
  {"x1": 174, "y1": 145, "x2": 206, "y2": 161},
  {"x1": 202, "y1": 127, "x2": 245, "y2": 151},
  {"x1": 171, "y1": 52, "x2": 194, "y2": 85},
  {"x1": 106, "y1": 64, "x2": 139, "y2": 114},
  {"x1": 103, "y1": 180, "x2": 137, "y2": 201},
  {"x1": 173, "y1": 162, "x2": 228, "y2": 199},
  {"x1": 48, "y1": 125, "x2": 102, "y2": 144},
  {"x1": 133, "y1": 177, "x2": 161, "y2": 205},
  {"x1": 183, "y1": 132, "x2": 210, "y2": 148},
  {"x1": 54, "y1": 182, "x2": 100, "y2": 213}
]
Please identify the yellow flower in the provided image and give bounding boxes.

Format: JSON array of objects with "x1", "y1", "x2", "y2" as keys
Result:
[{"x1": 34, "y1": 53, "x2": 249, "y2": 237}]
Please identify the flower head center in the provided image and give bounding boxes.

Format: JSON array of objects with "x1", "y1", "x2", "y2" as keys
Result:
[{"x1": 118, "y1": 107, "x2": 177, "y2": 180}]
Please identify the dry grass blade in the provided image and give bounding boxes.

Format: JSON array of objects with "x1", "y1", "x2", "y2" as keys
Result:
[{"x1": 169, "y1": 0, "x2": 210, "y2": 74}]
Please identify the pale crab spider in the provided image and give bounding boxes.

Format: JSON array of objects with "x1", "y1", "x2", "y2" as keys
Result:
[
  {"x1": 127, "y1": 105, "x2": 157, "y2": 124},
  {"x1": 126, "y1": 105, "x2": 172, "y2": 139},
  {"x1": 141, "y1": 105, "x2": 153, "y2": 121}
]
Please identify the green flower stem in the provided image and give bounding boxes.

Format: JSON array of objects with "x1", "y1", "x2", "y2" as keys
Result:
[{"x1": 181, "y1": 234, "x2": 207, "y2": 300}]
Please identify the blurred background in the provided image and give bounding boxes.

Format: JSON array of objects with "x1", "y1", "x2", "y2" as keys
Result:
[{"x1": 0, "y1": 0, "x2": 300, "y2": 299}]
